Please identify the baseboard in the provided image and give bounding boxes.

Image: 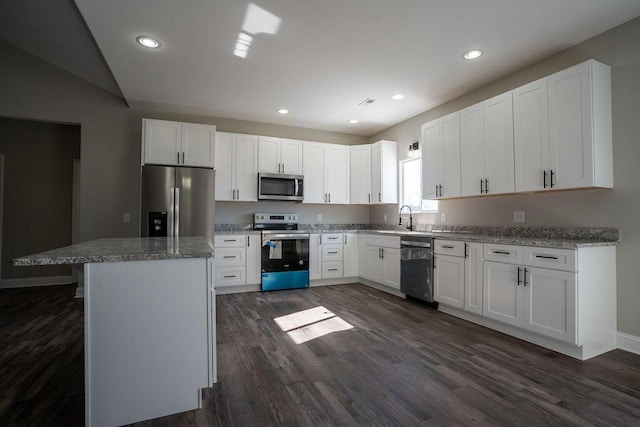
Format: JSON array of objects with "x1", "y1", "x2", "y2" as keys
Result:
[
  {"x1": 310, "y1": 277, "x2": 358, "y2": 287},
  {"x1": 0, "y1": 275, "x2": 74, "y2": 289},
  {"x1": 617, "y1": 332, "x2": 640, "y2": 355},
  {"x1": 358, "y1": 278, "x2": 405, "y2": 299}
]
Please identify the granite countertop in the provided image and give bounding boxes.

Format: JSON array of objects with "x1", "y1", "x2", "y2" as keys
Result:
[
  {"x1": 359, "y1": 227, "x2": 620, "y2": 249},
  {"x1": 13, "y1": 237, "x2": 214, "y2": 267}
]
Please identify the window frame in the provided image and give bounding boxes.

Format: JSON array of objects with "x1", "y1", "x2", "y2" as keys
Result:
[{"x1": 399, "y1": 157, "x2": 438, "y2": 213}]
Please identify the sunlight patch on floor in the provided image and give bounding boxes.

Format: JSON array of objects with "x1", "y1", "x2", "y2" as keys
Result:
[{"x1": 274, "y1": 306, "x2": 354, "y2": 344}]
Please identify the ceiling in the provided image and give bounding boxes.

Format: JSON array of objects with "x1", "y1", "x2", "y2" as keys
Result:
[{"x1": 2, "y1": 1, "x2": 640, "y2": 136}]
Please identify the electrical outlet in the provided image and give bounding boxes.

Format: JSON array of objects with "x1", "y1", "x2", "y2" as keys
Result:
[
  {"x1": 441, "y1": 213, "x2": 446, "y2": 223},
  {"x1": 383, "y1": 214, "x2": 387, "y2": 222},
  {"x1": 513, "y1": 211, "x2": 525, "y2": 223},
  {"x1": 317, "y1": 214, "x2": 322, "y2": 222},
  {"x1": 123, "y1": 213, "x2": 130, "y2": 223}
]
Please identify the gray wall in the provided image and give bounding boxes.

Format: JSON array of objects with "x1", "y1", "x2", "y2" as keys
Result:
[
  {"x1": 368, "y1": 17, "x2": 640, "y2": 337},
  {"x1": 0, "y1": 118, "x2": 80, "y2": 279}
]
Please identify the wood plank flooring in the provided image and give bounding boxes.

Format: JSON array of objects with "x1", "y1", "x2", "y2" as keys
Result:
[{"x1": 2, "y1": 283, "x2": 640, "y2": 426}]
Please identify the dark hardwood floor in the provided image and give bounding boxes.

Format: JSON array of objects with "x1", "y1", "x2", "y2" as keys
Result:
[{"x1": 2, "y1": 283, "x2": 640, "y2": 426}]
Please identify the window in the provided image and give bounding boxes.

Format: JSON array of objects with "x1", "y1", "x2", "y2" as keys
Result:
[{"x1": 399, "y1": 158, "x2": 438, "y2": 212}]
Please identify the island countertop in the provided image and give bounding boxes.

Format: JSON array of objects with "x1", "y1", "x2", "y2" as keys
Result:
[{"x1": 13, "y1": 237, "x2": 214, "y2": 267}]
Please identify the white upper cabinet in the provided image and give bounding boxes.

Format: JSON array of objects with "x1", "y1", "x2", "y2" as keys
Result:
[
  {"x1": 422, "y1": 112, "x2": 461, "y2": 199},
  {"x1": 350, "y1": 140, "x2": 397, "y2": 205},
  {"x1": 350, "y1": 145, "x2": 372, "y2": 204},
  {"x1": 371, "y1": 140, "x2": 397, "y2": 204},
  {"x1": 461, "y1": 93, "x2": 515, "y2": 196},
  {"x1": 215, "y1": 132, "x2": 258, "y2": 201},
  {"x1": 514, "y1": 60, "x2": 612, "y2": 192},
  {"x1": 143, "y1": 119, "x2": 215, "y2": 168},
  {"x1": 258, "y1": 136, "x2": 302, "y2": 174},
  {"x1": 303, "y1": 142, "x2": 350, "y2": 204}
]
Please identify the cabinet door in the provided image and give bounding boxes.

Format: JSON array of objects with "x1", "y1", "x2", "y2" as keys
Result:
[
  {"x1": 302, "y1": 143, "x2": 325, "y2": 203},
  {"x1": 441, "y1": 112, "x2": 461, "y2": 198},
  {"x1": 523, "y1": 267, "x2": 577, "y2": 343},
  {"x1": 483, "y1": 261, "x2": 522, "y2": 327},
  {"x1": 343, "y1": 234, "x2": 358, "y2": 277},
  {"x1": 371, "y1": 142, "x2": 382, "y2": 203},
  {"x1": 484, "y1": 92, "x2": 515, "y2": 195},
  {"x1": 309, "y1": 234, "x2": 322, "y2": 280},
  {"x1": 350, "y1": 145, "x2": 372, "y2": 204},
  {"x1": 280, "y1": 139, "x2": 303, "y2": 175},
  {"x1": 464, "y1": 242, "x2": 484, "y2": 315},
  {"x1": 144, "y1": 119, "x2": 182, "y2": 165},
  {"x1": 214, "y1": 132, "x2": 235, "y2": 201},
  {"x1": 514, "y1": 78, "x2": 549, "y2": 192},
  {"x1": 246, "y1": 235, "x2": 261, "y2": 285},
  {"x1": 378, "y1": 140, "x2": 398, "y2": 204},
  {"x1": 324, "y1": 145, "x2": 350, "y2": 204},
  {"x1": 357, "y1": 235, "x2": 368, "y2": 278},
  {"x1": 235, "y1": 134, "x2": 259, "y2": 201},
  {"x1": 434, "y1": 254, "x2": 464, "y2": 308},
  {"x1": 366, "y1": 246, "x2": 384, "y2": 282},
  {"x1": 382, "y1": 247, "x2": 400, "y2": 289},
  {"x1": 421, "y1": 121, "x2": 441, "y2": 199},
  {"x1": 181, "y1": 123, "x2": 215, "y2": 168},
  {"x1": 258, "y1": 136, "x2": 281, "y2": 173},
  {"x1": 460, "y1": 103, "x2": 485, "y2": 197},
  {"x1": 548, "y1": 62, "x2": 594, "y2": 190}
]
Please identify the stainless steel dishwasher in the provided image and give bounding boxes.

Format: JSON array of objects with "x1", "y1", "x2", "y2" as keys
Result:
[{"x1": 400, "y1": 236, "x2": 436, "y2": 306}]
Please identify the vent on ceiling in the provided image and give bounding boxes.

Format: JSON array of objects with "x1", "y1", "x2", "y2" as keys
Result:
[{"x1": 358, "y1": 98, "x2": 376, "y2": 106}]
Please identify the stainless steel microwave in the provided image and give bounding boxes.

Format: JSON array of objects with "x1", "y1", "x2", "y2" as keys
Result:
[{"x1": 258, "y1": 172, "x2": 304, "y2": 202}]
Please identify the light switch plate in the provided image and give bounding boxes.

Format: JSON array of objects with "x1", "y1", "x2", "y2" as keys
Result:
[
  {"x1": 317, "y1": 214, "x2": 322, "y2": 222},
  {"x1": 441, "y1": 213, "x2": 446, "y2": 223},
  {"x1": 513, "y1": 211, "x2": 525, "y2": 223}
]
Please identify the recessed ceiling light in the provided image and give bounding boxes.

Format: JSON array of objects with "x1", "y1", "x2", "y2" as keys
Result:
[
  {"x1": 136, "y1": 36, "x2": 160, "y2": 49},
  {"x1": 277, "y1": 109, "x2": 289, "y2": 114},
  {"x1": 349, "y1": 119, "x2": 359, "y2": 124},
  {"x1": 463, "y1": 49, "x2": 482, "y2": 60},
  {"x1": 391, "y1": 94, "x2": 404, "y2": 100}
]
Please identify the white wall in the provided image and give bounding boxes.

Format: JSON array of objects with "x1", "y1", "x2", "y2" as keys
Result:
[{"x1": 368, "y1": 17, "x2": 640, "y2": 337}]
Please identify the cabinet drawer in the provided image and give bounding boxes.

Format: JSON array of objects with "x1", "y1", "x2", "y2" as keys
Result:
[
  {"x1": 215, "y1": 266, "x2": 246, "y2": 287},
  {"x1": 215, "y1": 247, "x2": 246, "y2": 267},
  {"x1": 322, "y1": 233, "x2": 343, "y2": 244},
  {"x1": 214, "y1": 235, "x2": 246, "y2": 248},
  {"x1": 322, "y1": 262, "x2": 343, "y2": 278},
  {"x1": 322, "y1": 244, "x2": 343, "y2": 261},
  {"x1": 523, "y1": 247, "x2": 576, "y2": 272},
  {"x1": 484, "y1": 244, "x2": 524, "y2": 264},
  {"x1": 434, "y1": 240, "x2": 465, "y2": 257}
]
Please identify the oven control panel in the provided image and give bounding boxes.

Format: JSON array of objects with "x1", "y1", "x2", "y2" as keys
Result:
[{"x1": 254, "y1": 213, "x2": 298, "y2": 224}]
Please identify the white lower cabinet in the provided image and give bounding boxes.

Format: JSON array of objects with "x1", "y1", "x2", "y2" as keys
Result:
[
  {"x1": 434, "y1": 254, "x2": 465, "y2": 309},
  {"x1": 464, "y1": 242, "x2": 484, "y2": 315},
  {"x1": 214, "y1": 234, "x2": 261, "y2": 289},
  {"x1": 365, "y1": 235, "x2": 400, "y2": 289},
  {"x1": 343, "y1": 233, "x2": 358, "y2": 277},
  {"x1": 483, "y1": 244, "x2": 577, "y2": 344},
  {"x1": 309, "y1": 234, "x2": 322, "y2": 280},
  {"x1": 357, "y1": 234, "x2": 367, "y2": 278},
  {"x1": 434, "y1": 240, "x2": 481, "y2": 311},
  {"x1": 310, "y1": 233, "x2": 354, "y2": 280}
]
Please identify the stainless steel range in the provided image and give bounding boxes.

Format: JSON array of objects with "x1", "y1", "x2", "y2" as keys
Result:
[{"x1": 254, "y1": 213, "x2": 310, "y2": 291}]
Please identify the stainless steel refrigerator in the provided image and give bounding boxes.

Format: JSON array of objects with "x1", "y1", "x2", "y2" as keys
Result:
[{"x1": 141, "y1": 165, "x2": 215, "y2": 244}]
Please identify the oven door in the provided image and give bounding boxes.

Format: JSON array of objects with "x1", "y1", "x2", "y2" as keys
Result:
[{"x1": 261, "y1": 233, "x2": 310, "y2": 291}]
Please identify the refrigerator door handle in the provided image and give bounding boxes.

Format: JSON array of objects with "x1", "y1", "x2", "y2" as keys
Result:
[{"x1": 174, "y1": 187, "x2": 180, "y2": 238}]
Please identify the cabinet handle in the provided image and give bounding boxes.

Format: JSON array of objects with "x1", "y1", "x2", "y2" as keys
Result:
[
  {"x1": 247, "y1": 235, "x2": 250, "y2": 247},
  {"x1": 485, "y1": 179, "x2": 489, "y2": 193},
  {"x1": 282, "y1": 163, "x2": 285, "y2": 173},
  {"x1": 328, "y1": 251, "x2": 338, "y2": 254},
  {"x1": 550, "y1": 170, "x2": 554, "y2": 188},
  {"x1": 223, "y1": 275, "x2": 236, "y2": 279},
  {"x1": 523, "y1": 267, "x2": 528, "y2": 286},
  {"x1": 517, "y1": 266, "x2": 521, "y2": 286},
  {"x1": 378, "y1": 248, "x2": 382, "y2": 258},
  {"x1": 492, "y1": 250, "x2": 511, "y2": 255},
  {"x1": 182, "y1": 152, "x2": 185, "y2": 164},
  {"x1": 378, "y1": 192, "x2": 381, "y2": 202},
  {"x1": 177, "y1": 152, "x2": 180, "y2": 164},
  {"x1": 535, "y1": 255, "x2": 558, "y2": 260},
  {"x1": 441, "y1": 245, "x2": 454, "y2": 249},
  {"x1": 223, "y1": 239, "x2": 235, "y2": 242},
  {"x1": 368, "y1": 193, "x2": 371, "y2": 203},
  {"x1": 480, "y1": 179, "x2": 484, "y2": 194},
  {"x1": 543, "y1": 170, "x2": 547, "y2": 188},
  {"x1": 344, "y1": 235, "x2": 347, "y2": 245},
  {"x1": 328, "y1": 268, "x2": 338, "y2": 272},
  {"x1": 328, "y1": 193, "x2": 331, "y2": 203},
  {"x1": 464, "y1": 243, "x2": 468, "y2": 258},
  {"x1": 237, "y1": 189, "x2": 240, "y2": 199},
  {"x1": 381, "y1": 248, "x2": 384, "y2": 259},
  {"x1": 328, "y1": 237, "x2": 338, "y2": 240}
]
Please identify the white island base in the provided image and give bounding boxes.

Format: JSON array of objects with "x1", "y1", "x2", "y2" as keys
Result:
[{"x1": 84, "y1": 257, "x2": 215, "y2": 427}]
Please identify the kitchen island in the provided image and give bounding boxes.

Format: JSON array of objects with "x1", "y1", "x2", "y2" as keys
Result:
[{"x1": 14, "y1": 237, "x2": 216, "y2": 427}]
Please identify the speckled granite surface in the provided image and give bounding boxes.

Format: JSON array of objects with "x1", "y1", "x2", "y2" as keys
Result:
[
  {"x1": 13, "y1": 237, "x2": 214, "y2": 266},
  {"x1": 213, "y1": 224, "x2": 619, "y2": 248}
]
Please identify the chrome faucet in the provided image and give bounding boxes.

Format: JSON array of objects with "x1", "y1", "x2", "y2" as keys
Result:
[{"x1": 399, "y1": 205, "x2": 413, "y2": 231}]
